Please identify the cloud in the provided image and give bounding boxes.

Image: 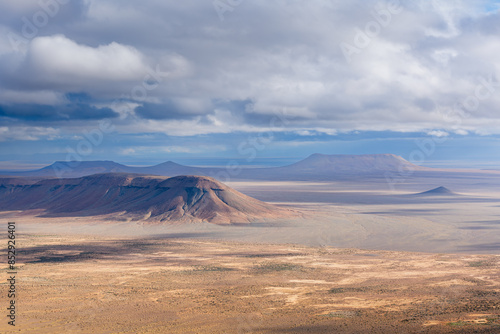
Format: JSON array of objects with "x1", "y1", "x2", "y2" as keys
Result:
[
  {"x1": 119, "y1": 144, "x2": 227, "y2": 155},
  {"x1": 0, "y1": 125, "x2": 59, "y2": 141},
  {"x1": 1, "y1": 0, "x2": 500, "y2": 142},
  {"x1": 454, "y1": 129, "x2": 469, "y2": 135},
  {"x1": 427, "y1": 130, "x2": 449, "y2": 137},
  {"x1": 0, "y1": 33, "x2": 191, "y2": 99},
  {"x1": 25, "y1": 34, "x2": 149, "y2": 82},
  {"x1": 134, "y1": 100, "x2": 210, "y2": 120},
  {"x1": 0, "y1": 103, "x2": 119, "y2": 121},
  {"x1": 0, "y1": 89, "x2": 63, "y2": 105}
]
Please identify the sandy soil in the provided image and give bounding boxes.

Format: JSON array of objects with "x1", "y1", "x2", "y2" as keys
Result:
[{"x1": 1, "y1": 233, "x2": 499, "y2": 333}]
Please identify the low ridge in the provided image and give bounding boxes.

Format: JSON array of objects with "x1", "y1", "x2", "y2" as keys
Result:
[
  {"x1": 414, "y1": 186, "x2": 456, "y2": 196},
  {"x1": 38, "y1": 161, "x2": 131, "y2": 177}
]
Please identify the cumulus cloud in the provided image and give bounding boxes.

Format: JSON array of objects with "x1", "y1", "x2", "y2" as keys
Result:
[
  {"x1": 0, "y1": 35, "x2": 190, "y2": 98},
  {"x1": 25, "y1": 34, "x2": 149, "y2": 82}
]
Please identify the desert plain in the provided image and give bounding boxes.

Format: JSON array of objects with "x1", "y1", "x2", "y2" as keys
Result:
[{"x1": 1, "y1": 170, "x2": 500, "y2": 333}]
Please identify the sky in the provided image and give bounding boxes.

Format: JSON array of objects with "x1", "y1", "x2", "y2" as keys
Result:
[{"x1": 1, "y1": 0, "x2": 500, "y2": 169}]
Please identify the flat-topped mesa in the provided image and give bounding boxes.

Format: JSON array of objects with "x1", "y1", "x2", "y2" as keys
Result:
[
  {"x1": 283, "y1": 153, "x2": 425, "y2": 173},
  {"x1": 0, "y1": 173, "x2": 295, "y2": 224}
]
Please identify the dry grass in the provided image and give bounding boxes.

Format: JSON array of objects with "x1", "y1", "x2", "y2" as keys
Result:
[{"x1": 1, "y1": 233, "x2": 499, "y2": 333}]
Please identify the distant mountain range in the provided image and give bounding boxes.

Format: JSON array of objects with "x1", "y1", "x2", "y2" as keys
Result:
[
  {"x1": 0, "y1": 154, "x2": 429, "y2": 180},
  {"x1": 0, "y1": 173, "x2": 295, "y2": 224}
]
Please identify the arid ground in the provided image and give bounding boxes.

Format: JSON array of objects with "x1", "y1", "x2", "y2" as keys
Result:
[{"x1": 1, "y1": 234, "x2": 499, "y2": 333}]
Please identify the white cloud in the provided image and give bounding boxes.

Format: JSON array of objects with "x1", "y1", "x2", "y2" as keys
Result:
[
  {"x1": 296, "y1": 130, "x2": 313, "y2": 136},
  {"x1": 427, "y1": 130, "x2": 449, "y2": 137},
  {"x1": 26, "y1": 34, "x2": 149, "y2": 82},
  {"x1": 454, "y1": 129, "x2": 469, "y2": 135},
  {"x1": 432, "y1": 49, "x2": 459, "y2": 65},
  {"x1": 120, "y1": 147, "x2": 136, "y2": 155},
  {"x1": 0, "y1": 126, "x2": 59, "y2": 141}
]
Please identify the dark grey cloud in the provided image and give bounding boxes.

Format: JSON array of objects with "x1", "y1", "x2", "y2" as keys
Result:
[
  {"x1": 0, "y1": 1, "x2": 89, "y2": 29},
  {"x1": 0, "y1": 103, "x2": 118, "y2": 121},
  {"x1": 134, "y1": 101, "x2": 205, "y2": 120}
]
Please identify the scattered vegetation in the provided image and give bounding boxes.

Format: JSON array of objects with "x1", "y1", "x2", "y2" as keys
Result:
[
  {"x1": 244, "y1": 253, "x2": 304, "y2": 258},
  {"x1": 328, "y1": 287, "x2": 368, "y2": 294},
  {"x1": 317, "y1": 249, "x2": 357, "y2": 256},
  {"x1": 468, "y1": 261, "x2": 494, "y2": 267},
  {"x1": 467, "y1": 289, "x2": 498, "y2": 297},
  {"x1": 189, "y1": 265, "x2": 235, "y2": 272},
  {"x1": 253, "y1": 262, "x2": 303, "y2": 272},
  {"x1": 462, "y1": 277, "x2": 483, "y2": 284},
  {"x1": 447, "y1": 321, "x2": 470, "y2": 327},
  {"x1": 320, "y1": 311, "x2": 359, "y2": 318}
]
